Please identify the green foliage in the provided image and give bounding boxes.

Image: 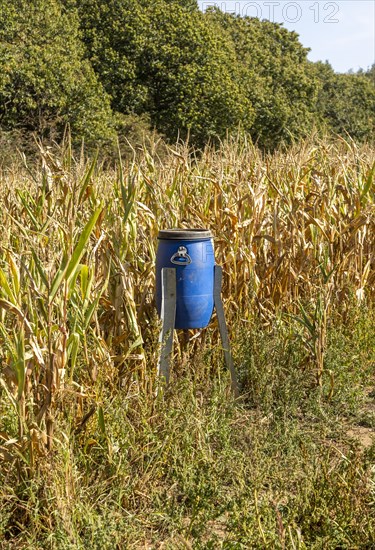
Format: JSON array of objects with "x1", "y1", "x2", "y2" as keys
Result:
[
  {"x1": 313, "y1": 61, "x2": 375, "y2": 142},
  {"x1": 209, "y1": 10, "x2": 319, "y2": 148},
  {"x1": 1, "y1": 0, "x2": 374, "y2": 149},
  {"x1": 77, "y1": 0, "x2": 253, "y2": 147},
  {"x1": 1, "y1": 311, "x2": 374, "y2": 547},
  {"x1": 143, "y1": 2, "x2": 253, "y2": 146},
  {"x1": 0, "y1": 0, "x2": 114, "y2": 144},
  {"x1": 163, "y1": 0, "x2": 199, "y2": 9},
  {"x1": 364, "y1": 63, "x2": 375, "y2": 81},
  {"x1": 75, "y1": 0, "x2": 150, "y2": 116},
  {"x1": 77, "y1": 1, "x2": 320, "y2": 148}
]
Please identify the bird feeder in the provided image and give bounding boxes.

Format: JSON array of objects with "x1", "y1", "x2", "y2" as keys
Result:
[{"x1": 155, "y1": 228, "x2": 238, "y2": 395}]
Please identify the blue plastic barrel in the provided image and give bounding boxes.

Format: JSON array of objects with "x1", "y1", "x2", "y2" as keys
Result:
[{"x1": 156, "y1": 229, "x2": 215, "y2": 329}]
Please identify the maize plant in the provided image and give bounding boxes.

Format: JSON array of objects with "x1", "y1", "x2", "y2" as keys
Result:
[{"x1": 0, "y1": 133, "x2": 374, "y2": 466}]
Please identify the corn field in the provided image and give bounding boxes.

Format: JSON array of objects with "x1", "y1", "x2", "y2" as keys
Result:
[{"x1": 0, "y1": 133, "x2": 374, "y2": 469}]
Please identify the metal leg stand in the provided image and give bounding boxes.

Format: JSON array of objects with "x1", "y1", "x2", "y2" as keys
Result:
[
  {"x1": 214, "y1": 265, "x2": 239, "y2": 397},
  {"x1": 157, "y1": 268, "x2": 177, "y2": 386},
  {"x1": 157, "y1": 265, "x2": 238, "y2": 397}
]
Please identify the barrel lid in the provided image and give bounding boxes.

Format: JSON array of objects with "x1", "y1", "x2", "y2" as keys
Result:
[{"x1": 158, "y1": 228, "x2": 213, "y2": 240}]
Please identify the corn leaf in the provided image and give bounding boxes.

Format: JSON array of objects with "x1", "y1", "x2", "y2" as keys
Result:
[{"x1": 49, "y1": 206, "x2": 102, "y2": 304}]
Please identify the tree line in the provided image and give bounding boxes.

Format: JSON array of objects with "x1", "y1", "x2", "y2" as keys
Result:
[{"x1": 0, "y1": 0, "x2": 374, "y2": 150}]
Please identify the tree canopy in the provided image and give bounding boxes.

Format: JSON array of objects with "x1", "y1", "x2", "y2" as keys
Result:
[
  {"x1": 0, "y1": 0, "x2": 114, "y2": 144},
  {"x1": 76, "y1": 0, "x2": 253, "y2": 146},
  {"x1": 0, "y1": 0, "x2": 374, "y2": 148},
  {"x1": 208, "y1": 10, "x2": 319, "y2": 148},
  {"x1": 312, "y1": 62, "x2": 375, "y2": 141}
]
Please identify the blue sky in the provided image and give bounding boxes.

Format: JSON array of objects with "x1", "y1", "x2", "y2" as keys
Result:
[{"x1": 198, "y1": 1, "x2": 375, "y2": 73}]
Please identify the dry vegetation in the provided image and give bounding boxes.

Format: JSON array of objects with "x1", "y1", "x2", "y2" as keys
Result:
[{"x1": 0, "y1": 134, "x2": 374, "y2": 548}]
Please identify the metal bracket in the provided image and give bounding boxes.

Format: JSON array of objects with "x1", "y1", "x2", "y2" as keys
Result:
[
  {"x1": 213, "y1": 265, "x2": 239, "y2": 397},
  {"x1": 157, "y1": 268, "x2": 176, "y2": 386}
]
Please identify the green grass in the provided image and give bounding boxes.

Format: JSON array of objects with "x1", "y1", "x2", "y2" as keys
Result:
[{"x1": 1, "y1": 306, "x2": 374, "y2": 549}]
